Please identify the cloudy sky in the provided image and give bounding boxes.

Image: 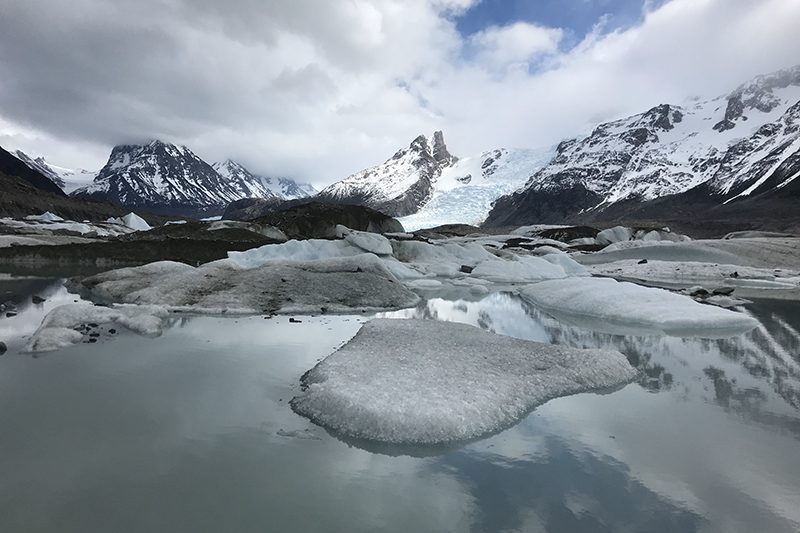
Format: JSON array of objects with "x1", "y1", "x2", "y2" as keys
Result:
[{"x1": 0, "y1": 0, "x2": 797, "y2": 187}]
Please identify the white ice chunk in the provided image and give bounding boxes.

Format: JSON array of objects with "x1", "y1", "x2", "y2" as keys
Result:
[
  {"x1": 471, "y1": 255, "x2": 569, "y2": 283},
  {"x1": 228, "y1": 239, "x2": 364, "y2": 268},
  {"x1": 207, "y1": 220, "x2": 288, "y2": 241},
  {"x1": 336, "y1": 226, "x2": 393, "y2": 255},
  {"x1": 292, "y1": 318, "x2": 637, "y2": 444},
  {"x1": 120, "y1": 213, "x2": 151, "y2": 231},
  {"x1": 596, "y1": 226, "x2": 632, "y2": 245},
  {"x1": 25, "y1": 211, "x2": 64, "y2": 223},
  {"x1": 25, "y1": 303, "x2": 169, "y2": 352},
  {"x1": 107, "y1": 213, "x2": 151, "y2": 231},
  {"x1": 520, "y1": 278, "x2": 759, "y2": 338},
  {"x1": 539, "y1": 253, "x2": 590, "y2": 277},
  {"x1": 587, "y1": 259, "x2": 800, "y2": 293},
  {"x1": 510, "y1": 224, "x2": 569, "y2": 236}
]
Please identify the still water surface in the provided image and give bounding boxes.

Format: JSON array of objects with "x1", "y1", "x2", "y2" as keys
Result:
[{"x1": 0, "y1": 276, "x2": 798, "y2": 532}]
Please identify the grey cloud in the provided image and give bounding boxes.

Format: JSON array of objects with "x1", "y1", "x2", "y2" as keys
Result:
[{"x1": 0, "y1": 0, "x2": 797, "y2": 184}]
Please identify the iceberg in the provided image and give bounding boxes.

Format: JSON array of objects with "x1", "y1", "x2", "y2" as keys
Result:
[
  {"x1": 107, "y1": 212, "x2": 151, "y2": 231},
  {"x1": 72, "y1": 255, "x2": 419, "y2": 314},
  {"x1": 25, "y1": 303, "x2": 168, "y2": 352},
  {"x1": 292, "y1": 318, "x2": 637, "y2": 444},
  {"x1": 25, "y1": 211, "x2": 65, "y2": 223},
  {"x1": 519, "y1": 278, "x2": 759, "y2": 338}
]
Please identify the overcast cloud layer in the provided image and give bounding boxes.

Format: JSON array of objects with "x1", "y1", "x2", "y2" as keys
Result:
[{"x1": 0, "y1": 0, "x2": 798, "y2": 186}]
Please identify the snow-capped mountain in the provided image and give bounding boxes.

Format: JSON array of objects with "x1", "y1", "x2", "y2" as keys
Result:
[
  {"x1": 13, "y1": 151, "x2": 65, "y2": 188},
  {"x1": 72, "y1": 140, "x2": 279, "y2": 216},
  {"x1": 317, "y1": 131, "x2": 459, "y2": 217},
  {"x1": 485, "y1": 65, "x2": 800, "y2": 226},
  {"x1": 398, "y1": 147, "x2": 553, "y2": 230},
  {"x1": 212, "y1": 159, "x2": 316, "y2": 201},
  {"x1": 13, "y1": 150, "x2": 97, "y2": 193}
]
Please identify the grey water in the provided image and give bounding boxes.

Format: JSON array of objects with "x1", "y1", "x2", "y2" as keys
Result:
[{"x1": 1, "y1": 275, "x2": 799, "y2": 532}]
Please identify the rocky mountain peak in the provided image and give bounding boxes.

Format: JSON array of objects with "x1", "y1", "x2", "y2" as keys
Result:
[
  {"x1": 714, "y1": 64, "x2": 800, "y2": 132},
  {"x1": 316, "y1": 130, "x2": 460, "y2": 217},
  {"x1": 641, "y1": 104, "x2": 684, "y2": 131},
  {"x1": 432, "y1": 130, "x2": 457, "y2": 165}
]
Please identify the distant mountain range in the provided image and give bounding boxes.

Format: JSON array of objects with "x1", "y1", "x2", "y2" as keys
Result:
[
  {"x1": 12, "y1": 150, "x2": 96, "y2": 193},
  {"x1": 484, "y1": 65, "x2": 800, "y2": 229},
  {"x1": 11, "y1": 141, "x2": 316, "y2": 217},
  {"x1": 6, "y1": 64, "x2": 800, "y2": 231},
  {"x1": 212, "y1": 159, "x2": 317, "y2": 201}
]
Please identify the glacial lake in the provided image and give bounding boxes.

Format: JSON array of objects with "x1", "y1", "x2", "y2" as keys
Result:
[{"x1": 1, "y1": 275, "x2": 799, "y2": 532}]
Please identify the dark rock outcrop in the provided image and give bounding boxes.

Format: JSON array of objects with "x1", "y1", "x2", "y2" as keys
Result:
[{"x1": 253, "y1": 202, "x2": 404, "y2": 239}]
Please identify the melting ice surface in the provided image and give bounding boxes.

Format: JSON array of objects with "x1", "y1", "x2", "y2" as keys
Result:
[{"x1": 1, "y1": 277, "x2": 800, "y2": 532}]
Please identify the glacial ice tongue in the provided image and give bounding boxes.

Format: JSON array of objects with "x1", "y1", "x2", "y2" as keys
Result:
[
  {"x1": 519, "y1": 278, "x2": 759, "y2": 338},
  {"x1": 291, "y1": 318, "x2": 637, "y2": 445}
]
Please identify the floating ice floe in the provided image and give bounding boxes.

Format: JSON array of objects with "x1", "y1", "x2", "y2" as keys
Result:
[
  {"x1": 587, "y1": 259, "x2": 800, "y2": 292},
  {"x1": 519, "y1": 277, "x2": 759, "y2": 338},
  {"x1": 596, "y1": 226, "x2": 633, "y2": 245},
  {"x1": 291, "y1": 318, "x2": 637, "y2": 444},
  {"x1": 229, "y1": 239, "x2": 365, "y2": 268},
  {"x1": 25, "y1": 303, "x2": 168, "y2": 352},
  {"x1": 228, "y1": 230, "x2": 586, "y2": 285},
  {"x1": 471, "y1": 255, "x2": 577, "y2": 283},
  {"x1": 0, "y1": 235, "x2": 95, "y2": 248},
  {"x1": 71, "y1": 255, "x2": 419, "y2": 314},
  {"x1": 25, "y1": 211, "x2": 65, "y2": 223},
  {"x1": 335, "y1": 225, "x2": 394, "y2": 255},
  {"x1": 206, "y1": 220, "x2": 289, "y2": 241},
  {"x1": 580, "y1": 237, "x2": 800, "y2": 269},
  {"x1": 106, "y1": 212, "x2": 151, "y2": 231},
  {"x1": 0, "y1": 215, "x2": 135, "y2": 238},
  {"x1": 509, "y1": 224, "x2": 569, "y2": 237}
]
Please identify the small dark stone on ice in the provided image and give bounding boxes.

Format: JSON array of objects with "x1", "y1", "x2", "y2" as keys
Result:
[
  {"x1": 289, "y1": 317, "x2": 302, "y2": 323},
  {"x1": 0, "y1": 341, "x2": 6, "y2": 355},
  {"x1": 88, "y1": 338, "x2": 97, "y2": 343},
  {"x1": 88, "y1": 323, "x2": 99, "y2": 328},
  {"x1": 713, "y1": 287, "x2": 735, "y2": 296},
  {"x1": 637, "y1": 259, "x2": 648, "y2": 264},
  {"x1": 460, "y1": 265, "x2": 475, "y2": 274},
  {"x1": 730, "y1": 271, "x2": 739, "y2": 278},
  {"x1": 5, "y1": 312, "x2": 16, "y2": 318},
  {"x1": 320, "y1": 306, "x2": 328, "y2": 314},
  {"x1": 108, "y1": 328, "x2": 116, "y2": 334},
  {"x1": 89, "y1": 332, "x2": 100, "y2": 338},
  {"x1": 31, "y1": 295, "x2": 46, "y2": 304}
]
